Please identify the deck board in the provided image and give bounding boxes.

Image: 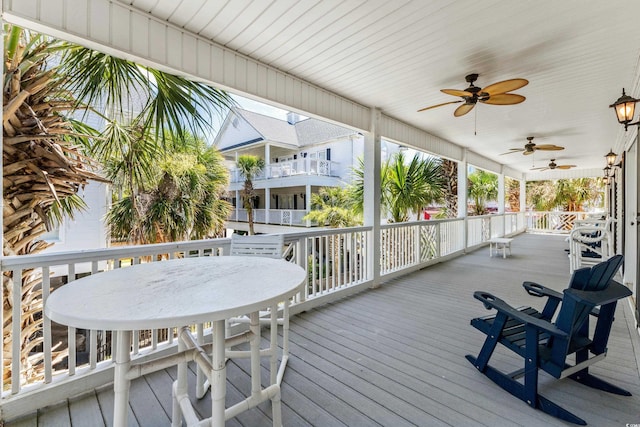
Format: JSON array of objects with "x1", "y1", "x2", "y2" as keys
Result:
[{"x1": 5, "y1": 233, "x2": 640, "y2": 426}]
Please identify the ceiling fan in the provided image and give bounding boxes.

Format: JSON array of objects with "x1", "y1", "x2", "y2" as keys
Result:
[
  {"x1": 417, "y1": 73, "x2": 528, "y2": 117},
  {"x1": 501, "y1": 136, "x2": 565, "y2": 155},
  {"x1": 531, "y1": 159, "x2": 577, "y2": 171}
]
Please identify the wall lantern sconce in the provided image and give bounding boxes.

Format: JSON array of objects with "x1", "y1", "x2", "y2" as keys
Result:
[
  {"x1": 605, "y1": 149, "x2": 618, "y2": 167},
  {"x1": 610, "y1": 88, "x2": 639, "y2": 130},
  {"x1": 603, "y1": 165, "x2": 612, "y2": 178}
]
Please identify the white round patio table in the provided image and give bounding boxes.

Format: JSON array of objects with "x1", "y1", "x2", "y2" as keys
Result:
[{"x1": 45, "y1": 256, "x2": 306, "y2": 427}]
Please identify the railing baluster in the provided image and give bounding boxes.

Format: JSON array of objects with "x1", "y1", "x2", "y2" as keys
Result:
[
  {"x1": 90, "y1": 261, "x2": 99, "y2": 369},
  {"x1": 12, "y1": 268, "x2": 23, "y2": 394},
  {"x1": 67, "y1": 264, "x2": 77, "y2": 376},
  {"x1": 42, "y1": 267, "x2": 53, "y2": 383}
]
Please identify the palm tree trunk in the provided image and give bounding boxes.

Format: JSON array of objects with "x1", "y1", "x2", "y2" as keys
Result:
[
  {"x1": 441, "y1": 159, "x2": 458, "y2": 217},
  {"x1": 3, "y1": 29, "x2": 107, "y2": 388}
]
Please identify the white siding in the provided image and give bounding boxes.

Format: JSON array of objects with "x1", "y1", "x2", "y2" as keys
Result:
[
  {"x1": 467, "y1": 151, "x2": 502, "y2": 174},
  {"x1": 380, "y1": 114, "x2": 463, "y2": 162},
  {"x1": 215, "y1": 114, "x2": 263, "y2": 150},
  {"x1": 42, "y1": 182, "x2": 110, "y2": 255}
]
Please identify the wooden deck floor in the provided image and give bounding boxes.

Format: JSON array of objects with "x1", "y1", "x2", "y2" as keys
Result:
[{"x1": 7, "y1": 233, "x2": 640, "y2": 426}]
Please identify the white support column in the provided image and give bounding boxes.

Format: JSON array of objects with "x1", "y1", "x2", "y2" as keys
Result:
[
  {"x1": 498, "y1": 167, "x2": 505, "y2": 237},
  {"x1": 497, "y1": 168, "x2": 505, "y2": 215},
  {"x1": 235, "y1": 190, "x2": 240, "y2": 221},
  {"x1": 519, "y1": 179, "x2": 526, "y2": 212},
  {"x1": 457, "y1": 151, "x2": 468, "y2": 251},
  {"x1": 457, "y1": 150, "x2": 468, "y2": 218},
  {"x1": 265, "y1": 188, "x2": 271, "y2": 224},
  {"x1": 364, "y1": 108, "x2": 382, "y2": 287},
  {"x1": 305, "y1": 185, "x2": 312, "y2": 227}
]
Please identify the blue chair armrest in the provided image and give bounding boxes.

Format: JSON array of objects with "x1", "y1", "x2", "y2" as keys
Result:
[
  {"x1": 473, "y1": 291, "x2": 568, "y2": 338},
  {"x1": 523, "y1": 281, "x2": 563, "y2": 300}
]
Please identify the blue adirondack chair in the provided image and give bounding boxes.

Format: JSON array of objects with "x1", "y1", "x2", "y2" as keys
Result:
[{"x1": 466, "y1": 254, "x2": 631, "y2": 425}]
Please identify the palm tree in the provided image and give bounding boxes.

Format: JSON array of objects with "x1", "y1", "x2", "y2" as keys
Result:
[
  {"x1": 304, "y1": 187, "x2": 360, "y2": 286},
  {"x1": 236, "y1": 155, "x2": 265, "y2": 235},
  {"x1": 350, "y1": 152, "x2": 444, "y2": 222},
  {"x1": 526, "y1": 180, "x2": 557, "y2": 211},
  {"x1": 441, "y1": 159, "x2": 458, "y2": 217},
  {"x1": 554, "y1": 178, "x2": 603, "y2": 211},
  {"x1": 467, "y1": 169, "x2": 498, "y2": 215},
  {"x1": 506, "y1": 177, "x2": 521, "y2": 211},
  {"x1": 2, "y1": 25, "x2": 234, "y2": 387},
  {"x1": 107, "y1": 134, "x2": 231, "y2": 243},
  {"x1": 527, "y1": 178, "x2": 603, "y2": 212},
  {"x1": 304, "y1": 187, "x2": 361, "y2": 228}
]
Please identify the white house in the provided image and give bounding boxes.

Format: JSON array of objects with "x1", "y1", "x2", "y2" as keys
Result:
[{"x1": 215, "y1": 108, "x2": 364, "y2": 230}]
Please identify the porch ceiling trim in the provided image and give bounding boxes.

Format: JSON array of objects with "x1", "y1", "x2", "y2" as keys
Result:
[
  {"x1": 524, "y1": 167, "x2": 604, "y2": 181},
  {"x1": 2, "y1": 0, "x2": 372, "y2": 131},
  {"x1": 2, "y1": 0, "x2": 500, "y2": 170},
  {"x1": 379, "y1": 113, "x2": 463, "y2": 162},
  {"x1": 467, "y1": 151, "x2": 501, "y2": 175}
]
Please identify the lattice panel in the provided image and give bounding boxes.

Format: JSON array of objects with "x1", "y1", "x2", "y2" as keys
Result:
[
  {"x1": 556, "y1": 213, "x2": 577, "y2": 231},
  {"x1": 420, "y1": 225, "x2": 438, "y2": 261},
  {"x1": 281, "y1": 210, "x2": 292, "y2": 225}
]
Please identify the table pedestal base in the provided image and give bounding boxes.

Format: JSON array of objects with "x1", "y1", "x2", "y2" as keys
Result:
[{"x1": 172, "y1": 314, "x2": 284, "y2": 427}]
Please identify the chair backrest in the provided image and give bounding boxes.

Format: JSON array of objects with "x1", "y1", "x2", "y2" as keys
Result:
[
  {"x1": 569, "y1": 254, "x2": 623, "y2": 292},
  {"x1": 540, "y1": 255, "x2": 628, "y2": 377},
  {"x1": 554, "y1": 255, "x2": 623, "y2": 343},
  {"x1": 229, "y1": 234, "x2": 284, "y2": 259}
]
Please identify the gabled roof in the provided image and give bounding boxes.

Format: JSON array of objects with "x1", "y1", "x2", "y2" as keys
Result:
[
  {"x1": 295, "y1": 118, "x2": 357, "y2": 146},
  {"x1": 227, "y1": 108, "x2": 358, "y2": 149},
  {"x1": 235, "y1": 109, "x2": 298, "y2": 146}
]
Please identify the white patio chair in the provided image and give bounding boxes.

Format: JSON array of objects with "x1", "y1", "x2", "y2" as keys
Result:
[
  {"x1": 229, "y1": 233, "x2": 284, "y2": 258},
  {"x1": 196, "y1": 233, "x2": 293, "y2": 399},
  {"x1": 568, "y1": 225, "x2": 613, "y2": 273}
]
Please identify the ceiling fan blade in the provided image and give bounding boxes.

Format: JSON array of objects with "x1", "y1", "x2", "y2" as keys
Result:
[
  {"x1": 530, "y1": 166, "x2": 548, "y2": 171},
  {"x1": 500, "y1": 149, "x2": 523, "y2": 155},
  {"x1": 454, "y1": 103, "x2": 475, "y2": 117},
  {"x1": 441, "y1": 89, "x2": 473, "y2": 97},
  {"x1": 523, "y1": 150, "x2": 535, "y2": 155},
  {"x1": 557, "y1": 165, "x2": 577, "y2": 169},
  {"x1": 417, "y1": 100, "x2": 462, "y2": 112},
  {"x1": 481, "y1": 78, "x2": 529, "y2": 95},
  {"x1": 534, "y1": 144, "x2": 565, "y2": 151},
  {"x1": 481, "y1": 93, "x2": 526, "y2": 105}
]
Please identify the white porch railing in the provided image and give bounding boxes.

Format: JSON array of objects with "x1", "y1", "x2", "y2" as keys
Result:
[
  {"x1": 0, "y1": 212, "x2": 526, "y2": 420},
  {"x1": 229, "y1": 159, "x2": 339, "y2": 183},
  {"x1": 228, "y1": 208, "x2": 308, "y2": 226},
  {"x1": 525, "y1": 211, "x2": 605, "y2": 233}
]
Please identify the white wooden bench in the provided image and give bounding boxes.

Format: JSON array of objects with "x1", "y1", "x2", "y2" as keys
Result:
[{"x1": 489, "y1": 237, "x2": 514, "y2": 258}]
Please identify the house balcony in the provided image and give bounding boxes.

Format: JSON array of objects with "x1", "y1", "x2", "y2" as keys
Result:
[
  {"x1": 228, "y1": 208, "x2": 309, "y2": 227},
  {"x1": 2, "y1": 212, "x2": 638, "y2": 426},
  {"x1": 228, "y1": 159, "x2": 341, "y2": 191}
]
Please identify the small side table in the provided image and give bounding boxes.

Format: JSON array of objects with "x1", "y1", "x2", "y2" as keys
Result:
[{"x1": 489, "y1": 238, "x2": 514, "y2": 258}]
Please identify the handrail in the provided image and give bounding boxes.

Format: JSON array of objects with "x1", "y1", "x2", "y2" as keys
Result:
[{"x1": 0, "y1": 212, "x2": 527, "y2": 420}]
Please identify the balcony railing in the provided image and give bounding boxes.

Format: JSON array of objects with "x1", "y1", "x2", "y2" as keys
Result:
[
  {"x1": 228, "y1": 208, "x2": 309, "y2": 226},
  {"x1": 229, "y1": 159, "x2": 338, "y2": 183},
  {"x1": 525, "y1": 211, "x2": 604, "y2": 233},
  {"x1": 0, "y1": 212, "x2": 527, "y2": 420}
]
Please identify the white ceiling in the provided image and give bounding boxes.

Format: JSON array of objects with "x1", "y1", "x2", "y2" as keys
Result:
[{"x1": 119, "y1": 0, "x2": 640, "y2": 175}]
